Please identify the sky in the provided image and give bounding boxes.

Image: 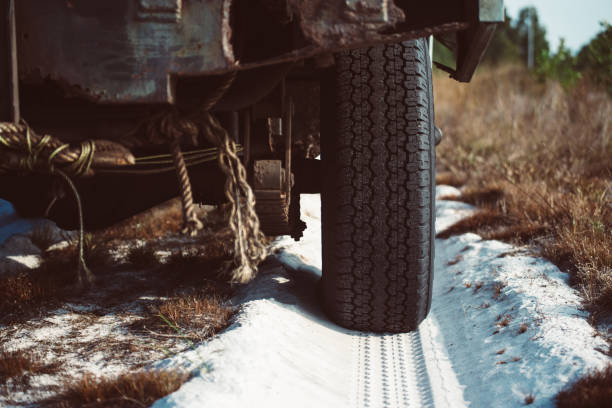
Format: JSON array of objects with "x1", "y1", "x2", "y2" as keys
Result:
[{"x1": 504, "y1": 0, "x2": 612, "y2": 52}]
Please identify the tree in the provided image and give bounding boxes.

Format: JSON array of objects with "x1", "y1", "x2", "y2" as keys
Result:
[
  {"x1": 576, "y1": 22, "x2": 612, "y2": 94},
  {"x1": 481, "y1": 7, "x2": 549, "y2": 67},
  {"x1": 535, "y1": 39, "x2": 581, "y2": 88}
]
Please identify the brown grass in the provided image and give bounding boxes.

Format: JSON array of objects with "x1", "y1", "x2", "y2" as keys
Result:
[
  {"x1": 0, "y1": 348, "x2": 60, "y2": 393},
  {"x1": 447, "y1": 255, "x2": 463, "y2": 266},
  {"x1": 0, "y1": 250, "x2": 78, "y2": 324},
  {"x1": 493, "y1": 283, "x2": 506, "y2": 300},
  {"x1": 436, "y1": 171, "x2": 467, "y2": 187},
  {"x1": 555, "y1": 364, "x2": 612, "y2": 408},
  {"x1": 94, "y1": 199, "x2": 184, "y2": 242},
  {"x1": 43, "y1": 370, "x2": 190, "y2": 407},
  {"x1": 127, "y1": 244, "x2": 159, "y2": 268},
  {"x1": 130, "y1": 291, "x2": 235, "y2": 342},
  {"x1": 435, "y1": 65, "x2": 612, "y2": 313},
  {"x1": 497, "y1": 315, "x2": 512, "y2": 328}
]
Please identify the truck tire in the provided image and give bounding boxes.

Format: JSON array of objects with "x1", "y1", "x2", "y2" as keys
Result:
[{"x1": 320, "y1": 38, "x2": 435, "y2": 333}]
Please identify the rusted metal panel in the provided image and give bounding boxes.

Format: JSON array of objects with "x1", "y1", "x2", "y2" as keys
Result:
[
  {"x1": 289, "y1": 0, "x2": 405, "y2": 48},
  {"x1": 16, "y1": 0, "x2": 235, "y2": 104},
  {"x1": 14, "y1": 0, "x2": 489, "y2": 105}
]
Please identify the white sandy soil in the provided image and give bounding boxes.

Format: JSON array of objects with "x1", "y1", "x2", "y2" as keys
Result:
[
  {"x1": 149, "y1": 188, "x2": 610, "y2": 408},
  {"x1": 0, "y1": 188, "x2": 609, "y2": 407}
]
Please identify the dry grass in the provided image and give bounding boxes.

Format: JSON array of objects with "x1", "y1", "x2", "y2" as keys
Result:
[
  {"x1": 0, "y1": 250, "x2": 78, "y2": 324},
  {"x1": 447, "y1": 255, "x2": 463, "y2": 266},
  {"x1": 497, "y1": 315, "x2": 512, "y2": 328},
  {"x1": 435, "y1": 65, "x2": 612, "y2": 314},
  {"x1": 436, "y1": 171, "x2": 467, "y2": 187},
  {"x1": 493, "y1": 283, "x2": 506, "y2": 300},
  {"x1": 0, "y1": 348, "x2": 60, "y2": 394},
  {"x1": 43, "y1": 370, "x2": 190, "y2": 407},
  {"x1": 130, "y1": 291, "x2": 234, "y2": 342},
  {"x1": 94, "y1": 199, "x2": 184, "y2": 243},
  {"x1": 555, "y1": 364, "x2": 612, "y2": 408},
  {"x1": 127, "y1": 244, "x2": 159, "y2": 268}
]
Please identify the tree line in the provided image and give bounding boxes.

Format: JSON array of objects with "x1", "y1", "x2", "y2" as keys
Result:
[{"x1": 435, "y1": 7, "x2": 611, "y2": 94}]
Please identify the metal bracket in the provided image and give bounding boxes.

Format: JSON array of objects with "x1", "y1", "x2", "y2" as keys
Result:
[
  {"x1": 136, "y1": 0, "x2": 182, "y2": 23},
  {"x1": 479, "y1": 0, "x2": 504, "y2": 23}
]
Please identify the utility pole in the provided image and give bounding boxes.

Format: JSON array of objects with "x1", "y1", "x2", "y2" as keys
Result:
[
  {"x1": 1, "y1": 0, "x2": 19, "y2": 123},
  {"x1": 527, "y1": 8, "x2": 535, "y2": 69}
]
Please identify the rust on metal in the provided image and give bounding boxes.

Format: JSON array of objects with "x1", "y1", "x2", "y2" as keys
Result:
[
  {"x1": 288, "y1": 0, "x2": 405, "y2": 48},
  {"x1": 17, "y1": 0, "x2": 235, "y2": 104},
  {"x1": 16, "y1": 0, "x2": 471, "y2": 105}
]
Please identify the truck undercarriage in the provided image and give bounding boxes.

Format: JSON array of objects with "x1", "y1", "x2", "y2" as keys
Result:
[{"x1": 0, "y1": 0, "x2": 503, "y2": 332}]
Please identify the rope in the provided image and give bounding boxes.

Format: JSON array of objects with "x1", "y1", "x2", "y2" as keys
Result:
[
  {"x1": 0, "y1": 71, "x2": 267, "y2": 283},
  {"x1": 0, "y1": 121, "x2": 97, "y2": 177},
  {"x1": 206, "y1": 112, "x2": 267, "y2": 283},
  {"x1": 54, "y1": 169, "x2": 94, "y2": 287},
  {"x1": 170, "y1": 138, "x2": 203, "y2": 236}
]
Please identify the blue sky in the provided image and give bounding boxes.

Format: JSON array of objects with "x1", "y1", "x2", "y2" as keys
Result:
[{"x1": 504, "y1": 0, "x2": 612, "y2": 52}]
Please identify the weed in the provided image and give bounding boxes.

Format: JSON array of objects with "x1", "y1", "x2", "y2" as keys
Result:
[
  {"x1": 524, "y1": 394, "x2": 535, "y2": 405},
  {"x1": 473, "y1": 282, "x2": 483, "y2": 294},
  {"x1": 519, "y1": 323, "x2": 528, "y2": 334},
  {"x1": 496, "y1": 349, "x2": 505, "y2": 355}
]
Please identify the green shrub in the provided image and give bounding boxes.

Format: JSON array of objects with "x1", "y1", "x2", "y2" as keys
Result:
[
  {"x1": 535, "y1": 39, "x2": 581, "y2": 88},
  {"x1": 576, "y1": 22, "x2": 612, "y2": 95}
]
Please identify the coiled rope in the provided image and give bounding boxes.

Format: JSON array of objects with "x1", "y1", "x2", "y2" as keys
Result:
[
  {"x1": 0, "y1": 74, "x2": 267, "y2": 283},
  {"x1": 0, "y1": 121, "x2": 97, "y2": 286},
  {"x1": 0, "y1": 121, "x2": 97, "y2": 177}
]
